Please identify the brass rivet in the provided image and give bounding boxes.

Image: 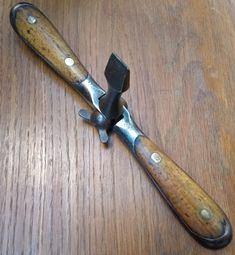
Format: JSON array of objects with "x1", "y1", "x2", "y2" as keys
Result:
[{"x1": 151, "y1": 152, "x2": 161, "y2": 164}]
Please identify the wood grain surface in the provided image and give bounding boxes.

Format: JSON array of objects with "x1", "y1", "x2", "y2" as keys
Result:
[
  {"x1": 134, "y1": 135, "x2": 231, "y2": 246},
  {"x1": 11, "y1": 3, "x2": 88, "y2": 84},
  {"x1": 0, "y1": 0, "x2": 234, "y2": 254}
]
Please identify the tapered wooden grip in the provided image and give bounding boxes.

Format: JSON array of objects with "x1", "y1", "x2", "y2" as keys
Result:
[
  {"x1": 10, "y1": 3, "x2": 88, "y2": 84},
  {"x1": 134, "y1": 135, "x2": 232, "y2": 248}
]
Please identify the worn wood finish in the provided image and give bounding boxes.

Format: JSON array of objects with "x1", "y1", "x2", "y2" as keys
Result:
[
  {"x1": 134, "y1": 135, "x2": 231, "y2": 248},
  {"x1": 1, "y1": 0, "x2": 235, "y2": 254},
  {"x1": 10, "y1": 2, "x2": 233, "y2": 249},
  {"x1": 10, "y1": 3, "x2": 87, "y2": 84}
]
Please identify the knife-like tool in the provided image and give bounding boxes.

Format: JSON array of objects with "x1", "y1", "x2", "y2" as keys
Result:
[{"x1": 10, "y1": 2, "x2": 232, "y2": 249}]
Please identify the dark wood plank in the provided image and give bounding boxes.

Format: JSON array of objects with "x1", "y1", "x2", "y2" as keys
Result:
[{"x1": 0, "y1": 0, "x2": 234, "y2": 254}]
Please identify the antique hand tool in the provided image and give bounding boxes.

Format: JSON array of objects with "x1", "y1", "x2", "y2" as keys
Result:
[{"x1": 10, "y1": 2, "x2": 232, "y2": 249}]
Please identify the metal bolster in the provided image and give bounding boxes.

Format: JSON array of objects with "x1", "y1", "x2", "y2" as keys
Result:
[
  {"x1": 113, "y1": 107, "x2": 143, "y2": 151},
  {"x1": 73, "y1": 75, "x2": 105, "y2": 110}
]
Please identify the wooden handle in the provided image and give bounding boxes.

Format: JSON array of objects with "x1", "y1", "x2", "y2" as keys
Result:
[
  {"x1": 134, "y1": 135, "x2": 232, "y2": 248},
  {"x1": 10, "y1": 3, "x2": 88, "y2": 84}
]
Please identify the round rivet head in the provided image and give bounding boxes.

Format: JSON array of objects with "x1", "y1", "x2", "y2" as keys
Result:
[
  {"x1": 151, "y1": 152, "x2": 161, "y2": 164},
  {"x1": 65, "y1": 57, "x2": 74, "y2": 66},
  {"x1": 200, "y1": 208, "x2": 212, "y2": 221},
  {"x1": 27, "y1": 15, "x2": 37, "y2": 24}
]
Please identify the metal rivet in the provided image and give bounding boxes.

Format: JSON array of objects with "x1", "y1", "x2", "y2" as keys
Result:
[
  {"x1": 151, "y1": 152, "x2": 161, "y2": 164},
  {"x1": 27, "y1": 15, "x2": 37, "y2": 24},
  {"x1": 200, "y1": 208, "x2": 212, "y2": 221},
  {"x1": 65, "y1": 58, "x2": 74, "y2": 66}
]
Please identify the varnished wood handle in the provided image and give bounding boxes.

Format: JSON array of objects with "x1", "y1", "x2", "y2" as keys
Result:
[
  {"x1": 134, "y1": 135, "x2": 232, "y2": 248},
  {"x1": 10, "y1": 2, "x2": 88, "y2": 84}
]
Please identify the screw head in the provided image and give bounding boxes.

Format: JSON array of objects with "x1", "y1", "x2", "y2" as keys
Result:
[{"x1": 27, "y1": 15, "x2": 37, "y2": 24}]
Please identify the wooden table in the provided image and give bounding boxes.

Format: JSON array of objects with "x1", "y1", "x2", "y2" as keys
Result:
[{"x1": 0, "y1": 0, "x2": 234, "y2": 254}]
